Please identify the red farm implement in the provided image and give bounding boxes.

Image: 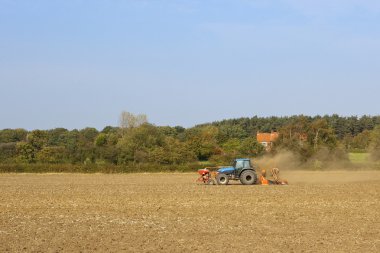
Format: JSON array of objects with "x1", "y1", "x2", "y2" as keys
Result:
[{"x1": 196, "y1": 167, "x2": 218, "y2": 185}]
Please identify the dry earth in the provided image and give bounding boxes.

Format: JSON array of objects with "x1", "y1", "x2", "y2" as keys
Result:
[{"x1": 0, "y1": 171, "x2": 379, "y2": 252}]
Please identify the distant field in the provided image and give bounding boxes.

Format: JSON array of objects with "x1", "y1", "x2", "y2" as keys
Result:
[
  {"x1": 0, "y1": 172, "x2": 379, "y2": 252},
  {"x1": 349, "y1": 152, "x2": 370, "y2": 163}
]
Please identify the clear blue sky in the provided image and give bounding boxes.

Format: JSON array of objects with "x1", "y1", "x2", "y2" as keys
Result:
[{"x1": 1, "y1": 0, "x2": 379, "y2": 130}]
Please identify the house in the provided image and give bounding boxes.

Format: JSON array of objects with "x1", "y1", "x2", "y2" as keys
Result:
[{"x1": 256, "y1": 131, "x2": 279, "y2": 151}]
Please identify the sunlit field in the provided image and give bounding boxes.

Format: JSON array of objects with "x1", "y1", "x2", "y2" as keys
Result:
[{"x1": 1, "y1": 171, "x2": 379, "y2": 252}]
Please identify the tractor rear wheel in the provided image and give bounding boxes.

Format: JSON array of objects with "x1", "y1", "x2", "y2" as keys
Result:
[
  {"x1": 216, "y1": 173, "x2": 229, "y2": 185},
  {"x1": 240, "y1": 170, "x2": 257, "y2": 185}
]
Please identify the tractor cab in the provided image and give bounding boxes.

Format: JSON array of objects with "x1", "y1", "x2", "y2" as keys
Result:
[
  {"x1": 233, "y1": 158, "x2": 252, "y2": 170},
  {"x1": 216, "y1": 158, "x2": 258, "y2": 185},
  {"x1": 217, "y1": 159, "x2": 253, "y2": 175}
]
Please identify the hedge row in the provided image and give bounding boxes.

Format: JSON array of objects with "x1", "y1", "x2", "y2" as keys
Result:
[{"x1": 0, "y1": 163, "x2": 203, "y2": 173}]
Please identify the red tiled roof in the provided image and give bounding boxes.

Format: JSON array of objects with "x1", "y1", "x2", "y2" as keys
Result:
[{"x1": 257, "y1": 132, "x2": 279, "y2": 143}]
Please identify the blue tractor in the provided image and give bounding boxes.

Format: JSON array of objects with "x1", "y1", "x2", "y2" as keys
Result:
[{"x1": 216, "y1": 158, "x2": 258, "y2": 185}]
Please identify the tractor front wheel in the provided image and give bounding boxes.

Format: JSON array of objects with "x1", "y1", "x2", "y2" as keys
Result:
[
  {"x1": 216, "y1": 173, "x2": 229, "y2": 185},
  {"x1": 240, "y1": 170, "x2": 257, "y2": 185}
]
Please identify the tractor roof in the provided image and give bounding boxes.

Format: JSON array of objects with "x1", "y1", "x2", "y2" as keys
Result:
[{"x1": 236, "y1": 158, "x2": 250, "y2": 161}]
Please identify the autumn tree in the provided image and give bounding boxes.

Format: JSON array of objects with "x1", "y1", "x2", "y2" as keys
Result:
[
  {"x1": 186, "y1": 126, "x2": 220, "y2": 161},
  {"x1": 351, "y1": 130, "x2": 371, "y2": 151},
  {"x1": 117, "y1": 123, "x2": 164, "y2": 164},
  {"x1": 16, "y1": 142, "x2": 36, "y2": 163},
  {"x1": 36, "y1": 146, "x2": 67, "y2": 163},
  {"x1": 275, "y1": 117, "x2": 339, "y2": 161},
  {"x1": 27, "y1": 130, "x2": 48, "y2": 150}
]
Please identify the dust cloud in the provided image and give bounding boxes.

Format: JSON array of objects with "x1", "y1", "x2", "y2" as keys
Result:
[
  {"x1": 253, "y1": 150, "x2": 301, "y2": 172},
  {"x1": 251, "y1": 149, "x2": 378, "y2": 184}
]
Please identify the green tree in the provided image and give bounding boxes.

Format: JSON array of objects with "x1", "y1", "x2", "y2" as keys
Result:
[
  {"x1": 61, "y1": 130, "x2": 80, "y2": 163},
  {"x1": 351, "y1": 130, "x2": 371, "y2": 151},
  {"x1": 217, "y1": 124, "x2": 248, "y2": 143},
  {"x1": 0, "y1": 143, "x2": 17, "y2": 162},
  {"x1": 75, "y1": 128, "x2": 99, "y2": 163},
  {"x1": 16, "y1": 142, "x2": 36, "y2": 163},
  {"x1": 186, "y1": 126, "x2": 220, "y2": 161},
  {"x1": 148, "y1": 137, "x2": 196, "y2": 165},
  {"x1": 36, "y1": 146, "x2": 67, "y2": 163},
  {"x1": 101, "y1": 126, "x2": 119, "y2": 134},
  {"x1": 163, "y1": 137, "x2": 196, "y2": 164},
  {"x1": 47, "y1": 128, "x2": 68, "y2": 146},
  {"x1": 222, "y1": 138, "x2": 241, "y2": 156},
  {"x1": 117, "y1": 124, "x2": 164, "y2": 164},
  {"x1": 275, "y1": 117, "x2": 339, "y2": 161},
  {"x1": 94, "y1": 132, "x2": 120, "y2": 164},
  {"x1": 0, "y1": 129, "x2": 27, "y2": 143},
  {"x1": 27, "y1": 130, "x2": 48, "y2": 150},
  {"x1": 310, "y1": 119, "x2": 337, "y2": 151},
  {"x1": 239, "y1": 137, "x2": 265, "y2": 157},
  {"x1": 95, "y1": 133, "x2": 108, "y2": 147},
  {"x1": 79, "y1": 128, "x2": 99, "y2": 143},
  {"x1": 369, "y1": 126, "x2": 380, "y2": 161}
]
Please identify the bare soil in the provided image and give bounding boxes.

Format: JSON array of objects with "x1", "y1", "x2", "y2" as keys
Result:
[{"x1": 0, "y1": 171, "x2": 379, "y2": 252}]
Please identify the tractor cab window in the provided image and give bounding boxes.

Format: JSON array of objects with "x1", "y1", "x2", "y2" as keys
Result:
[
  {"x1": 243, "y1": 160, "x2": 251, "y2": 169},
  {"x1": 234, "y1": 160, "x2": 251, "y2": 169},
  {"x1": 235, "y1": 160, "x2": 244, "y2": 169}
]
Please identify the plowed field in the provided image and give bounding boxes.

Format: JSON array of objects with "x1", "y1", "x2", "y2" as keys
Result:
[{"x1": 1, "y1": 171, "x2": 379, "y2": 252}]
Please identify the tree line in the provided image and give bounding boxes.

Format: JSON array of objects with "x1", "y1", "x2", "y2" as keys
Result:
[{"x1": 0, "y1": 113, "x2": 379, "y2": 172}]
